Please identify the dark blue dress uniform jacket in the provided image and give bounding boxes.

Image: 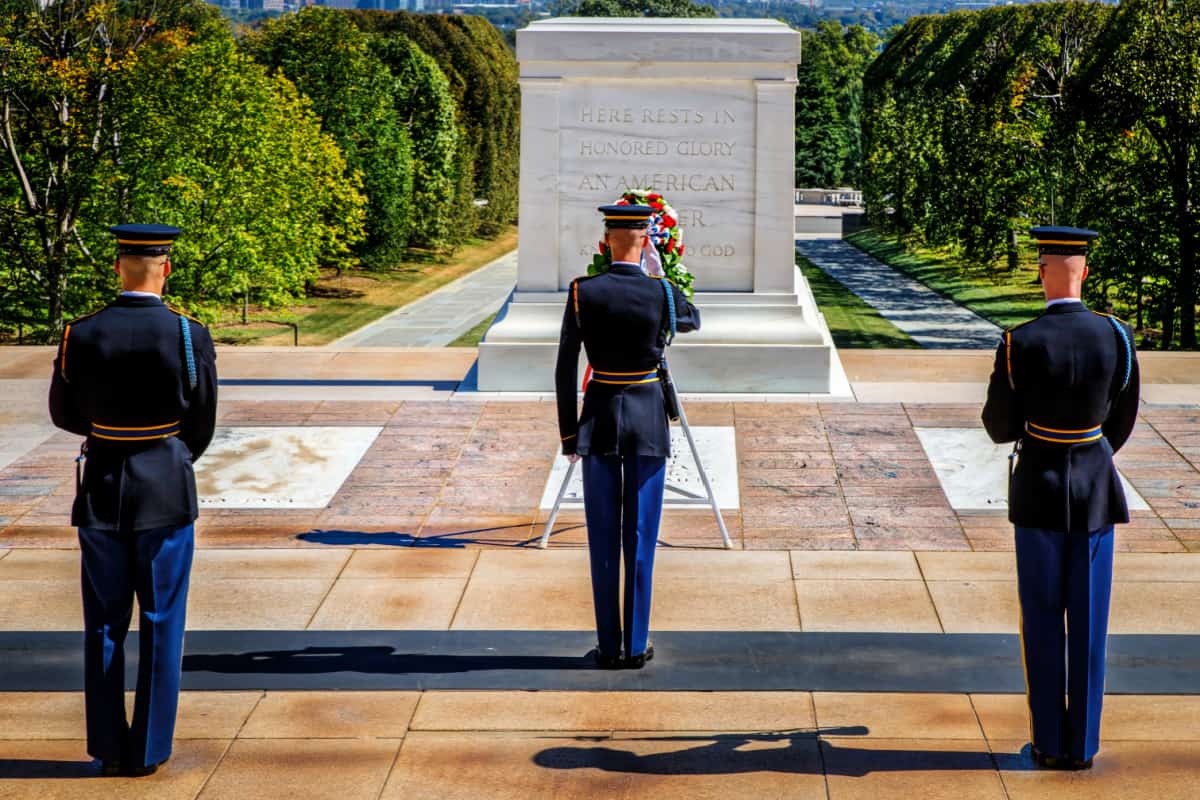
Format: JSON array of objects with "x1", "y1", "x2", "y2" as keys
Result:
[
  {"x1": 982, "y1": 301, "x2": 1140, "y2": 533},
  {"x1": 48, "y1": 294, "x2": 218, "y2": 532},
  {"x1": 555, "y1": 262, "x2": 700, "y2": 457}
]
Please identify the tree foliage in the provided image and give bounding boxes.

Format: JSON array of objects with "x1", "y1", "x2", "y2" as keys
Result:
[
  {"x1": 242, "y1": 8, "x2": 413, "y2": 266},
  {"x1": 369, "y1": 34, "x2": 461, "y2": 250},
  {"x1": 862, "y1": 2, "x2": 1199, "y2": 347},
  {"x1": 108, "y1": 34, "x2": 366, "y2": 312},
  {"x1": 0, "y1": 0, "x2": 224, "y2": 336},
  {"x1": 1071, "y1": 0, "x2": 1200, "y2": 347},
  {"x1": 570, "y1": 0, "x2": 716, "y2": 18},
  {"x1": 796, "y1": 22, "x2": 881, "y2": 188},
  {"x1": 352, "y1": 11, "x2": 520, "y2": 239}
]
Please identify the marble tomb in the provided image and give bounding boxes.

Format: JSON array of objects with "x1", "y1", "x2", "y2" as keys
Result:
[{"x1": 478, "y1": 18, "x2": 845, "y2": 394}]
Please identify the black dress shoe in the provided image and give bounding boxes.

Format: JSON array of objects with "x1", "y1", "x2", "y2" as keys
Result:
[
  {"x1": 1031, "y1": 747, "x2": 1067, "y2": 770},
  {"x1": 1067, "y1": 757, "x2": 1094, "y2": 771},
  {"x1": 99, "y1": 761, "x2": 124, "y2": 777},
  {"x1": 624, "y1": 645, "x2": 654, "y2": 670},
  {"x1": 124, "y1": 759, "x2": 165, "y2": 778},
  {"x1": 591, "y1": 648, "x2": 622, "y2": 670}
]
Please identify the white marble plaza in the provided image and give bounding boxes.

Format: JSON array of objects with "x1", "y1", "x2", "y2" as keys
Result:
[
  {"x1": 915, "y1": 427, "x2": 1149, "y2": 512},
  {"x1": 195, "y1": 426, "x2": 381, "y2": 509},
  {"x1": 539, "y1": 425, "x2": 740, "y2": 510}
]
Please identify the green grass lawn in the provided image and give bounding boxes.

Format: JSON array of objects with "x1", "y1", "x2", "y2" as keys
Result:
[
  {"x1": 798, "y1": 255, "x2": 921, "y2": 349},
  {"x1": 846, "y1": 229, "x2": 1045, "y2": 330},
  {"x1": 449, "y1": 313, "x2": 496, "y2": 347},
  {"x1": 211, "y1": 227, "x2": 518, "y2": 346}
]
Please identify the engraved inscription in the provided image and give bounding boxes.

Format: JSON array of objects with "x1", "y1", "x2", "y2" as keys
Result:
[{"x1": 560, "y1": 83, "x2": 756, "y2": 291}]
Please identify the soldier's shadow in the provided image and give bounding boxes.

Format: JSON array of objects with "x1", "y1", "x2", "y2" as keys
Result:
[
  {"x1": 533, "y1": 731, "x2": 1032, "y2": 777},
  {"x1": 296, "y1": 524, "x2": 541, "y2": 548},
  {"x1": 184, "y1": 646, "x2": 595, "y2": 675}
]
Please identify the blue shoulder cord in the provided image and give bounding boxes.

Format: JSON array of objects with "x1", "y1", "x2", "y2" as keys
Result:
[
  {"x1": 660, "y1": 278, "x2": 676, "y2": 346},
  {"x1": 179, "y1": 314, "x2": 197, "y2": 392},
  {"x1": 1106, "y1": 316, "x2": 1132, "y2": 392}
]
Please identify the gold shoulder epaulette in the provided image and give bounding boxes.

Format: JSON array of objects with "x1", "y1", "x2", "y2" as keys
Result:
[
  {"x1": 1090, "y1": 309, "x2": 1129, "y2": 326},
  {"x1": 59, "y1": 306, "x2": 108, "y2": 381},
  {"x1": 63, "y1": 305, "x2": 108, "y2": 329},
  {"x1": 168, "y1": 305, "x2": 205, "y2": 326},
  {"x1": 1005, "y1": 316, "x2": 1037, "y2": 334}
]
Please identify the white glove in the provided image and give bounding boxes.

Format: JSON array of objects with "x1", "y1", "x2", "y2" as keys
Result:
[{"x1": 642, "y1": 240, "x2": 664, "y2": 277}]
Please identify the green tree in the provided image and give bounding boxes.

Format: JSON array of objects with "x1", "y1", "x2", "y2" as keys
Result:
[
  {"x1": 108, "y1": 34, "x2": 366, "y2": 311},
  {"x1": 0, "y1": 0, "x2": 223, "y2": 336},
  {"x1": 354, "y1": 12, "x2": 519, "y2": 238},
  {"x1": 571, "y1": 0, "x2": 716, "y2": 17},
  {"x1": 1073, "y1": 0, "x2": 1200, "y2": 348},
  {"x1": 795, "y1": 44, "x2": 845, "y2": 188},
  {"x1": 370, "y1": 35, "x2": 462, "y2": 250},
  {"x1": 795, "y1": 23, "x2": 881, "y2": 188},
  {"x1": 243, "y1": 8, "x2": 413, "y2": 266}
]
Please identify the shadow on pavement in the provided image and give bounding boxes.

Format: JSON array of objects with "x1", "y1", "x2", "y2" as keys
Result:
[
  {"x1": 296, "y1": 524, "x2": 540, "y2": 548},
  {"x1": 0, "y1": 759, "x2": 102, "y2": 779},
  {"x1": 534, "y1": 731, "x2": 1034, "y2": 776},
  {"x1": 184, "y1": 646, "x2": 596, "y2": 674}
]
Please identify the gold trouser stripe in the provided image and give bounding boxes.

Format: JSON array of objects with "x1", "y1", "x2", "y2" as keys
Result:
[
  {"x1": 561, "y1": 434, "x2": 576, "y2": 441},
  {"x1": 1018, "y1": 605, "x2": 1035, "y2": 745}
]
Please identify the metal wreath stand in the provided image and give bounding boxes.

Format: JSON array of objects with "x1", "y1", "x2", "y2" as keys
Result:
[{"x1": 539, "y1": 277, "x2": 733, "y2": 550}]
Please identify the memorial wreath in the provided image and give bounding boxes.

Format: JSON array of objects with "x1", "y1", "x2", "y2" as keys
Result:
[{"x1": 589, "y1": 190, "x2": 695, "y2": 299}]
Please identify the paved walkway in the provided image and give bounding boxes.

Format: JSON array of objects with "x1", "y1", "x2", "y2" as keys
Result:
[
  {"x1": 330, "y1": 250, "x2": 517, "y2": 347},
  {"x1": 4, "y1": 349, "x2": 1200, "y2": 797},
  {"x1": 796, "y1": 239, "x2": 1002, "y2": 349}
]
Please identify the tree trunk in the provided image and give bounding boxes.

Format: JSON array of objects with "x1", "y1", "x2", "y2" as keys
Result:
[
  {"x1": 1170, "y1": 139, "x2": 1195, "y2": 349},
  {"x1": 1179, "y1": 210, "x2": 1196, "y2": 349},
  {"x1": 46, "y1": 256, "x2": 66, "y2": 338},
  {"x1": 1160, "y1": 291, "x2": 1175, "y2": 351},
  {"x1": 1136, "y1": 272, "x2": 1143, "y2": 331},
  {"x1": 1007, "y1": 228, "x2": 1019, "y2": 272}
]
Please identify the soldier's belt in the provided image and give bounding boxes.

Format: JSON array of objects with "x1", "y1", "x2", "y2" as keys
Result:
[
  {"x1": 90, "y1": 421, "x2": 181, "y2": 442},
  {"x1": 590, "y1": 369, "x2": 659, "y2": 385},
  {"x1": 1024, "y1": 421, "x2": 1103, "y2": 445}
]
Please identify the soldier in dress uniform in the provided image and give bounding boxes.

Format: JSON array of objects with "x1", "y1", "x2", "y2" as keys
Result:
[
  {"x1": 48, "y1": 224, "x2": 218, "y2": 777},
  {"x1": 555, "y1": 204, "x2": 700, "y2": 669},
  {"x1": 982, "y1": 225, "x2": 1140, "y2": 770}
]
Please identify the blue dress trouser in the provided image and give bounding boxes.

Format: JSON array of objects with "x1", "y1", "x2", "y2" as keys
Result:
[
  {"x1": 1015, "y1": 525, "x2": 1114, "y2": 762},
  {"x1": 582, "y1": 455, "x2": 667, "y2": 658},
  {"x1": 78, "y1": 523, "x2": 195, "y2": 767}
]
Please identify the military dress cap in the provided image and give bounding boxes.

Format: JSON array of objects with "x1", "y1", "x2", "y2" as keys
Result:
[
  {"x1": 109, "y1": 224, "x2": 182, "y2": 255},
  {"x1": 599, "y1": 204, "x2": 655, "y2": 229},
  {"x1": 1031, "y1": 225, "x2": 1099, "y2": 256}
]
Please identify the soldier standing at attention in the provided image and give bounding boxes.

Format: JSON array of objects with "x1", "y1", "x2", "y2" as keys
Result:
[
  {"x1": 555, "y1": 204, "x2": 700, "y2": 669},
  {"x1": 982, "y1": 225, "x2": 1140, "y2": 771},
  {"x1": 49, "y1": 224, "x2": 218, "y2": 777}
]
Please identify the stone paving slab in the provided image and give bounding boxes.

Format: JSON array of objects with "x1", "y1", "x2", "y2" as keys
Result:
[
  {"x1": 3, "y1": 401, "x2": 1199, "y2": 553},
  {"x1": 796, "y1": 240, "x2": 1002, "y2": 348},
  {"x1": 4, "y1": 548, "x2": 1200, "y2": 635},
  {"x1": 4, "y1": 729, "x2": 1195, "y2": 800},
  {"x1": 331, "y1": 251, "x2": 517, "y2": 347}
]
